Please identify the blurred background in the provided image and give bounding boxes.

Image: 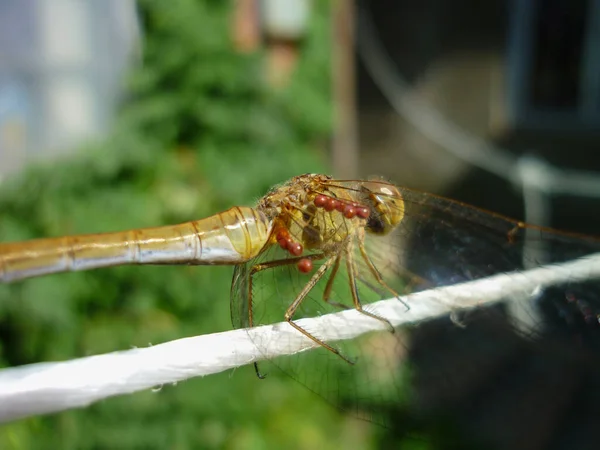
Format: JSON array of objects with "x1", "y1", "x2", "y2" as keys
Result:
[{"x1": 1, "y1": 0, "x2": 600, "y2": 449}]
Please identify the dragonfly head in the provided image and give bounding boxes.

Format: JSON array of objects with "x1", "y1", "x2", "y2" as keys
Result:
[{"x1": 362, "y1": 182, "x2": 404, "y2": 235}]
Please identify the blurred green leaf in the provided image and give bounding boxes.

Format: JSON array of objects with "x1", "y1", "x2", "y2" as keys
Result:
[{"x1": 0, "y1": 1, "x2": 369, "y2": 449}]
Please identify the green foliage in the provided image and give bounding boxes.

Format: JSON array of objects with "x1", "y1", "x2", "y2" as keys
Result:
[{"x1": 0, "y1": 1, "x2": 385, "y2": 449}]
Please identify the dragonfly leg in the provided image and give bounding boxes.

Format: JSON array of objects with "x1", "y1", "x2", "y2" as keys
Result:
[
  {"x1": 247, "y1": 253, "x2": 327, "y2": 378},
  {"x1": 284, "y1": 255, "x2": 356, "y2": 365},
  {"x1": 345, "y1": 246, "x2": 395, "y2": 333},
  {"x1": 358, "y1": 241, "x2": 411, "y2": 312},
  {"x1": 248, "y1": 253, "x2": 326, "y2": 328},
  {"x1": 321, "y1": 253, "x2": 352, "y2": 310},
  {"x1": 249, "y1": 253, "x2": 326, "y2": 275}
]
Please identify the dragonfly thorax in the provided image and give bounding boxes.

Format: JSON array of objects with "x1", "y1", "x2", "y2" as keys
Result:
[{"x1": 255, "y1": 175, "x2": 404, "y2": 272}]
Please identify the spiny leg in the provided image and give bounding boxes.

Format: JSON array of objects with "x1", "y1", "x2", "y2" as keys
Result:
[
  {"x1": 345, "y1": 246, "x2": 395, "y2": 333},
  {"x1": 248, "y1": 253, "x2": 328, "y2": 327},
  {"x1": 355, "y1": 275, "x2": 388, "y2": 298},
  {"x1": 248, "y1": 253, "x2": 326, "y2": 378},
  {"x1": 321, "y1": 252, "x2": 353, "y2": 311},
  {"x1": 358, "y1": 246, "x2": 430, "y2": 294},
  {"x1": 284, "y1": 255, "x2": 356, "y2": 365},
  {"x1": 319, "y1": 215, "x2": 375, "y2": 310},
  {"x1": 322, "y1": 244, "x2": 395, "y2": 312},
  {"x1": 358, "y1": 240, "x2": 411, "y2": 312}
]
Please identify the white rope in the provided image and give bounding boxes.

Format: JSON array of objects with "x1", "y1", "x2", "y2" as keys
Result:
[{"x1": 0, "y1": 253, "x2": 599, "y2": 423}]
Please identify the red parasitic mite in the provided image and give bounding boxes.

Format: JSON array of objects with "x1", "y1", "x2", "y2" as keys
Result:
[
  {"x1": 276, "y1": 229, "x2": 291, "y2": 250},
  {"x1": 314, "y1": 195, "x2": 327, "y2": 207},
  {"x1": 288, "y1": 242, "x2": 303, "y2": 256},
  {"x1": 314, "y1": 194, "x2": 367, "y2": 220},
  {"x1": 297, "y1": 258, "x2": 313, "y2": 273},
  {"x1": 356, "y1": 207, "x2": 370, "y2": 218},
  {"x1": 343, "y1": 205, "x2": 356, "y2": 219},
  {"x1": 324, "y1": 198, "x2": 338, "y2": 212}
]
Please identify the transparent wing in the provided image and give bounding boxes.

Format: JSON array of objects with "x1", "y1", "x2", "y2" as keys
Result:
[{"x1": 230, "y1": 182, "x2": 600, "y2": 428}]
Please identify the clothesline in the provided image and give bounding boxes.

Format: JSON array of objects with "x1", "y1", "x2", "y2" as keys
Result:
[{"x1": 0, "y1": 253, "x2": 598, "y2": 423}]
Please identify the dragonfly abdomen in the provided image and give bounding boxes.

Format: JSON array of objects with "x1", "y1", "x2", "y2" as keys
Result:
[{"x1": 0, "y1": 206, "x2": 272, "y2": 283}]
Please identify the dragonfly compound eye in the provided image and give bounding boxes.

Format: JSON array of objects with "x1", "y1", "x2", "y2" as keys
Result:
[{"x1": 363, "y1": 183, "x2": 404, "y2": 235}]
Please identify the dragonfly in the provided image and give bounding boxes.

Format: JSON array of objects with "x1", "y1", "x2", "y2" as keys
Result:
[{"x1": 1, "y1": 173, "x2": 600, "y2": 428}]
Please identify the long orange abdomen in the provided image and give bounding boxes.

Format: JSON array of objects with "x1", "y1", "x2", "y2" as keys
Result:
[{"x1": 0, "y1": 206, "x2": 272, "y2": 283}]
